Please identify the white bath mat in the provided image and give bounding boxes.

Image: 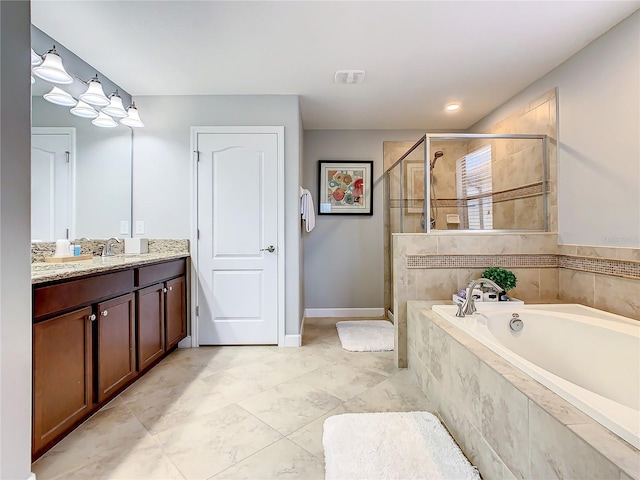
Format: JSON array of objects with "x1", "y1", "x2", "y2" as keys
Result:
[
  {"x1": 323, "y1": 412, "x2": 481, "y2": 480},
  {"x1": 336, "y1": 320, "x2": 394, "y2": 352}
]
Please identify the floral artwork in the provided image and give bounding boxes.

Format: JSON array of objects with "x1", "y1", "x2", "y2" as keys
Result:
[{"x1": 318, "y1": 161, "x2": 373, "y2": 215}]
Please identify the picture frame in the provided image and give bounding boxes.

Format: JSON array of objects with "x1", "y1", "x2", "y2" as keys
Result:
[
  {"x1": 405, "y1": 160, "x2": 425, "y2": 214},
  {"x1": 318, "y1": 160, "x2": 373, "y2": 215}
]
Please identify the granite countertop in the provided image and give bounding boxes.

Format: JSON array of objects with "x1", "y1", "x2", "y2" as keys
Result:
[{"x1": 32, "y1": 252, "x2": 190, "y2": 284}]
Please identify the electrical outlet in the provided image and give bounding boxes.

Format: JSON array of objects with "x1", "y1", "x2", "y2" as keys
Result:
[
  {"x1": 119, "y1": 221, "x2": 129, "y2": 235},
  {"x1": 135, "y1": 220, "x2": 145, "y2": 235}
]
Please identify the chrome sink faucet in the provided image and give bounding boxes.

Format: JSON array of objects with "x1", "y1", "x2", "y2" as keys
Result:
[
  {"x1": 101, "y1": 237, "x2": 122, "y2": 257},
  {"x1": 456, "y1": 277, "x2": 503, "y2": 317}
]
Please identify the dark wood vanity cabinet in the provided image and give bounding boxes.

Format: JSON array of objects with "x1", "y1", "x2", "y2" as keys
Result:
[
  {"x1": 32, "y1": 306, "x2": 93, "y2": 455},
  {"x1": 137, "y1": 284, "x2": 166, "y2": 371},
  {"x1": 32, "y1": 258, "x2": 187, "y2": 459},
  {"x1": 165, "y1": 276, "x2": 187, "y2": 350},
  {"x1": 97, "y1": 293, "x2": 136, "y2": 402}
]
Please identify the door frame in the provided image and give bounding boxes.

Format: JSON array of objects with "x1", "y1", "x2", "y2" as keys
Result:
[
  {"x1": 190, "y1": 126, "x2": 286, "y2": 347},
  {"x1": 31, "y1": 127, "x2": 76, "y2": 240}
]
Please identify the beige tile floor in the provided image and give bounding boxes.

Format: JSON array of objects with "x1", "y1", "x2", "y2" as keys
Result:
[{"x1": 32, "y1": 318, "x2": 434, "y2": 480}]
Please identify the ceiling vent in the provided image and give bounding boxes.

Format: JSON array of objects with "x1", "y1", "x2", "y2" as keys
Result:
[{"x1": 334, "y1": 70, "x2": 366, "y2": 84}]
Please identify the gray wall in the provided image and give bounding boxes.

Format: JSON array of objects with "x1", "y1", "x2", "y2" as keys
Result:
[
  {"x1": 303, "y1": 129, "x2": 425, "y2": 309},
  {"x1": 1, "y1": 2, "x2": 33, "y2": 478},
  {"x1": 472, "y1": 11, "x2": 640, "y2": 248},
  {"x1": 132, "y1": 95, "x2": 304, "y2": 335}
]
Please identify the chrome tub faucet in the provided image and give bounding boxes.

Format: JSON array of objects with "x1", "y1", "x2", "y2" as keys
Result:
[{"x1": 456, "y1": 277, "x2": 503, "y2": 317}]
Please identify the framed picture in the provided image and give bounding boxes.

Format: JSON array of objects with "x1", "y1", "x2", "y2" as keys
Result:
[
  {"x1": 318, "y1": 160, "x2": 373, "y2": 215},
  {"x1": 405, "y1": 161, "x2": 425, "y2": 214}
]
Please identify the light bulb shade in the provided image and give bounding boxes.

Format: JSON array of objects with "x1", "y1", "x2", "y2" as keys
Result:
[
  {"x1": 70, "y1": 100, "x2": 99, "y2": 119},
  {"x1": 79, "y1": 78, "x2": 110, "y2": 107},
  {"x1": 32, "y1": 50, "x2": 73, "y2": 84},
  {"x1": 120, "y1": 104, "x2": 144, "y2": 127},
  {"x1": 31, "y1": 48, "x2": 42, "y2": 66},
  {"x1": 92, "y1": 112, "x2": 118, "y2": 128},
  {"x1": 43, "y1": 86, "x2": 77, "y2": 107},
  {"x1": 101, "y1": 93, "x2": 128, "y2": 118}
]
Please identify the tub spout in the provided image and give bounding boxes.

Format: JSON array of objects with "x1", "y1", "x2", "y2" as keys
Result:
[{"x1": 456, "y1": 278, "x2": 503, "y2": 317}]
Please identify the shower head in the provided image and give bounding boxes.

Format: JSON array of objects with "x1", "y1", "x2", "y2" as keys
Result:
[{"x1": 430, "y1": 151, "x2": 444, "y2": 170}]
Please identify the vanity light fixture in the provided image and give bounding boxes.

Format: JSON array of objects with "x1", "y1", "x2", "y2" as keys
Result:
[
  {"x1": 70, "y1": 100, "x2": 99, "y2": 119},
  {"x1": 43, "y1": 86, "x2": 77, "y2": 107},
  {"x1": 101, "y1": 90, "x2": 128, "y2": 118},
  {"x1": 120, "y1": 102, "x2": 144, "y2": 128},
  {"x1": 79, "y1": 75, "x2": 110, "y2": 107},
  {"x1": 31, "y1": 48, "x2": 42, "y2": 66},
  {"x1": 92, "y1": 111, "x2": 118, "y2": 128},
  {"x1": 445, "y1": 103, "x2": 461, "y2": 112},
  {"x1": 32, "y1": 46, "x2": 73, "y2": 84}
]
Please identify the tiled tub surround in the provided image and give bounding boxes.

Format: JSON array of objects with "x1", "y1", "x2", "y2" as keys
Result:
[
  {"x1": 31, "y1": 238, "x2": 189, "y2": 263},
  {"x1": 393, "y1": 233, "x2": 640, "y2": 367},
  {"x1": 393, "y1": 232, "x2": 560, "y2": 367},
  {"x1": 31, "y1": 239, "x2": 190, "y2": 284},
  {"x1": 407, "y1": 301, "x2": 640, "y2": 480},
  {"x1": 558, "y1": 244, "x2": 640, "y2": 321}
]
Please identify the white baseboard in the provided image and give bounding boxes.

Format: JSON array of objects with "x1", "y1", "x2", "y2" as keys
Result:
[
  {"x1": 178, "y1": 336, "x2": 192, "y2": 348},
  {"x1": 283, "y1": 334, "x2": 301, "y2": 347},
  {"x1": 304, "y1": 308, "x2": 385, "y2": 318}
]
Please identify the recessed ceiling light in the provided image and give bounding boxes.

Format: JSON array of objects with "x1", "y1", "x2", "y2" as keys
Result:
[
  {"x1": 445, "y1": 103, "x2": 461, "y2": 112},
  {"x1": 335, "y1": 70, "x2": 366, "y2": 84}
]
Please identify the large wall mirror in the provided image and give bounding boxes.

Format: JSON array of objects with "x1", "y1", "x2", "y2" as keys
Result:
[{"x1": 31, "y1": 26, "x2": 133, "y2": 241}]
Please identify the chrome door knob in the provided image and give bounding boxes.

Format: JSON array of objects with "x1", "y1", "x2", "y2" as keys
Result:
[{"x1": 260, "y1": 245, "x2": 276, "y2": 253}]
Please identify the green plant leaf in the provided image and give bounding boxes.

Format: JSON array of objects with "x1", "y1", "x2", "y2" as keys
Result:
[{"x1": 480, "y1": 267, "x2": 517, "y2": 291}]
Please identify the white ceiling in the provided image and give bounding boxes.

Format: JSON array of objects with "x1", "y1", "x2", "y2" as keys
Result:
[{"x1": 32, "y1": 1, "x2": 639, "y2": 130}]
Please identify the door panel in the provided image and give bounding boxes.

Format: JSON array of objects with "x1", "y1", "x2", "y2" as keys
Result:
[
  {"x1": 33, "y1": 307, "x2": 93, "y2": 455},
  {"x1": 197, "y1": 132, "x2": 279, "y2": 345},
  {"x1": 165, "y1": 276, "x2": 187, "y2": 349},
  {"x1": 97, "y1": 294, "x2": 136, "y2": 402},
  {"x1": 31, "y1": 131, "x2": 72, "y2": 241},
  {"x1": 136, "y1": 284, "x2": 165, "y2": 371}
]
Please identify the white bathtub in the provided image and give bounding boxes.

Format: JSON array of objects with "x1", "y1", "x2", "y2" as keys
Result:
[{"x1": 432, "y1": 303, "x2": 640, "y2": 449}]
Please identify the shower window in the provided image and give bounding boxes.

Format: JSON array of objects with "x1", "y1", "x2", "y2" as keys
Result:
[{"x1": 456, "y1": 145, "x2": 493, "y2": 229}]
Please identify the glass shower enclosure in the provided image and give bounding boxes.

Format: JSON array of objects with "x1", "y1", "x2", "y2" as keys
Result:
[{"x1": 383, "y1": 133, "x2": 549, "y2": 314}]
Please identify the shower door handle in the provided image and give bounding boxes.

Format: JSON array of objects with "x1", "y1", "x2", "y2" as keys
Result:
[{"x1": 260, "y1": 245, "x2": 276, "y2": 253}]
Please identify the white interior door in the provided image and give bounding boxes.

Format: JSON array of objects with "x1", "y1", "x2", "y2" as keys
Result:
[
  {"x1": 31, "y1": 129, "x2": 74, "y2": 241},
  {"x1": 196, "y1": 130, "x2": 280, "y2": 345}
]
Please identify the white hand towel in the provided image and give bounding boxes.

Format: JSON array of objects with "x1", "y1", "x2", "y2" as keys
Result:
[{"x1": 300, "y1": 187, "x2": 316, "y2": 232}]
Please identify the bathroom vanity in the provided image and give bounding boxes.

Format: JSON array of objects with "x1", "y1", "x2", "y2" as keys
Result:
[{"x1": 31, "y1": 254, "x2": 188, "y2": 458}]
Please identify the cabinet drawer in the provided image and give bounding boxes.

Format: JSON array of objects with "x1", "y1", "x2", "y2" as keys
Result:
[
  {"x1": 135, "y1": 259, "x2": 185, "y2": 287},
  {"x1": 34, "y1": 270, "x2": 134, "y2": 321}
]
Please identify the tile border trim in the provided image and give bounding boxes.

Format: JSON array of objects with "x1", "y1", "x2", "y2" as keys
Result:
[
  {"x1": 405, "y1": 254, "x2": 640, "y2": 280},
  {"x1": 558, "y1": 255, "x2": 640, "y2": 280},
  {"x1": 406, "y1": 254, "x2": 558, "y2": 269}
]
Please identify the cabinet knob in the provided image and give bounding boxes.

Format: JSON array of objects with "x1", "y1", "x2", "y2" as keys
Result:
[
  {"x1": 163, "y1": 288, "x2": 168, "y2": 293},
  {"x1": 168, "y1": 286, "x2": 173, "y2": 291},
  {"x1": 88, "y1": 314, "x2": 96, "y2": 322},
  {"x1": 101, "y1": 310, "x2": 108, "y2": 317}
]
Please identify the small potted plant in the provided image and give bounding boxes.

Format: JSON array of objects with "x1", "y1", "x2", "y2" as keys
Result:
[{"x1": 480, "y1": 267, "x2": 517, "y2": 301}]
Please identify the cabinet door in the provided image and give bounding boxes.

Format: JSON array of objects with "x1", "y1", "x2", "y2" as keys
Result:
[
  {"x1": 97, "y1": 293, "x2": 135, "y2": 403},
  {"x1": 137, "y1": 283, "x2": 165, "y2": 371},
  {"x1": 165, "y1": 276, "x2": 187, "y2": 350},
  {"x1": 33, "y1": 306, "x2": 94, "y2": 455}
]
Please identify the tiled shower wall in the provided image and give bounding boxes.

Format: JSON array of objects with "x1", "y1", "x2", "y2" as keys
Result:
[{"x1": 475, "y1": 89, "x2": 558, "y2": 231}]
